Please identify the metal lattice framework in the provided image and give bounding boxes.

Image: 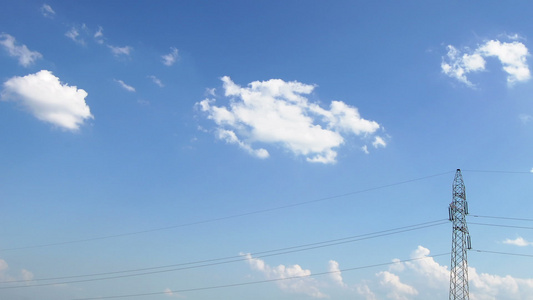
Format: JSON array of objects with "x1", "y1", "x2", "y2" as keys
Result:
[{"x1": 449, "y1": 169, "x2": 471, "y2": 300}]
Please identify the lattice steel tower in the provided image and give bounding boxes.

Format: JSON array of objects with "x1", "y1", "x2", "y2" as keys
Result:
[{"x1": 448, "y1": 169, "x2": 471, "y2": 300}]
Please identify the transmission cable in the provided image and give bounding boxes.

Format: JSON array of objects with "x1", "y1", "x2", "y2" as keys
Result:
[
  {"x1": 469, "y1": 222, "x2": 533, "y2": 230},
  {"x1": 70, "y1": 252, "x2": 450, "y2": 300},
  {"x1": 469, "y1": 215, "x2": 533, "y2": 222},
  {"x1": 0, "y1": 219, "x2": 448, "y2": 288},
  {"x1": 0, "y1": 170, "x2": 454, "y2": 252},
  {"x1": 472, "y1": 249, "x2": 533, "y2": 258}
]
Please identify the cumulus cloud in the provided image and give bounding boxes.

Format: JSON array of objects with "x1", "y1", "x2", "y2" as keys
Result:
[
  {"x1": 503, "y1": 237, "x2": 532, "y2": 247},
  {"x1": 478, "y1": 40, "x2": 531, "y2": 84},
  {"x1": 442, "y1": 37, "x2": 531, "y2": 87},
  {"x1": 148, "y1": 75, "x2": 164, "y2": 87},
  {"x1": 162, "y1": 47, "x2": 179, "y2": 66},
  {"x1": 114, "y1": 79, "x2": 136, "y2": 92},
  {"x1": 0, "y1": 33, "x2": 42, "y2": 67},
  {"x1": 1, "y1": 70, "x2": 93, "y2": 130},
  {"x1": 328, "y1": 260, "x2": 346, "y2": 287},
  {"x1": 197, "y1": 76, "x2": 384, "y2": 164},
  {"x1": 242, "y1": 253, "x2": 327, "y2": 298},
  {"x1": 469, "y1": 266, "x2": 533, "y2": 300},
  {"x1": 108, "y1": 45, "x2": 132, "y2": 57},
  {"x1": 41, "y1": 4, "x2": 55, "y2": 18},
  {"x1": 377, "y1": 271, "x2": 418, "y2": 300}
]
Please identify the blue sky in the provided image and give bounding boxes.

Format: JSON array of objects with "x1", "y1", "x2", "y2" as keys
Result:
[{"x1": 1, "y1": 1, "x2": 533, "y2": 299}]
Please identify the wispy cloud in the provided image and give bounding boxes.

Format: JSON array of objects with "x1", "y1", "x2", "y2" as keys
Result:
[
  {"x1": 196, "y1": 76, "x2": 384, "y2": 164},
  {"x1": 108, "y1": 45, "x2": 132, "y2": 57},
  {"x1": 0, "y1": 33, "x2": 42, "y2": 67},
  {"x1": 94, "y1": 26, "x2": 104, "y2": 44},
  {"x1": 442, "y1": 36, "x2": 531, "y2": 87},
  {"x1": 41, "y1": 4, "x2": 55, "y2": 18},
  {"x1": 162, "y1": 47, "x2": 179, "y2": 66},
  {"x1": 1, "y1": 70, "x2": 93, "y2": 131},
  {"x1": 65, "y1": 27, "x2": 85, "y2": 45},
  {"x1": 148, "y1": 75, "x2": 164, "y2": 87},
  {"x1": 114, "y1": 79, "x2": 136, "y2": 92}
]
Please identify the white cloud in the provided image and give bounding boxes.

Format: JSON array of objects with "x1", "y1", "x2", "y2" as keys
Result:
[
  {"x1": 242, "y1": 253, "x2": 328, "y2": 298},
  {"x1": 114, "y1": 79, "x2": 136, "y2": 92},
  {"x1": 217, "y1": 129, "x2": 269, "y2": 159},
  {"x1": 477, "y1": 40, "x2": 531, "y2": 84},
  {"x1": 41, "y1": 4, "x2": 55, "y2": 18},
  {"x1": 469, "y1": 266, "x2": 533, "y2": 300},
  {"x1": 503, "y1": 237, "x2": 532, "y2": 247},
  {"x1": 328, "y1": 260, "x2": 346, "y2": 287},
  {"x1": 441, "y1": 45, "x2": 486, "y2": 87},
  {"x1": 372, "y1": 136, "x2": 387, "y2": 148},
  {"x1": 108, "y1": 45, "x2": 132, "y2": 56},
  {"x1": 0, "y1": 33, "x2": 42, "y2": 67},
  {"x1": 163, "y1": 288, "x2": 184, "y2": 298},
  {"x1": 356, "y1": 283, "x2": 378, "y2": 300},
  {"x1": 162, "y1": 47, "x2": 179, "y2": 66},
  {"x1": 148, "y1": 75, "x2": 164, "y2": 87},
  {"x1": 197, "y1": 76, "x2": 384, "y2": 164},
  {"x1": 442, "y1": 37, "x2": 531, "y2": 87},
  {"x1": 65, "y1": 27, "x2": 85, "y2": 45},
  {"x1": 377, "y1": 271, "x2": 418, "y2": 300},
  {"x1": 1, "y1": 70, "x2": 93, "y2": 131}
]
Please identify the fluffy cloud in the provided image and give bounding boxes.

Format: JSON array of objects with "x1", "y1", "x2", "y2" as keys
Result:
[
  {"x1": 1, "y1": 70, "x2": 93, "y2": 130},
  {"x1": 197, "y1": 76, "x2": 384, "y2": 164},
  {"x1": 0, "y1": 33, "x2": 42, "y2": 67},
  {"x1": 328, "y1": 260, "x2": 346, "y2": 287},
  {"x1": 114, "y1": 79, "x2": 136, "y2": 92},
  {"x1": 162, "y1": 47, "x2": 179, "y2": 66},
  {"x1": 442, "y1": 37, "x2": 531, "y2": 87},
  {"x1": 108, "y1": 45, "x2": 132, "y2": 57},
  {"x1": 242, "y1": 253, "x2": 327, "y2": 298},
  {"x1": 469, "y1": 266, "x2": 533, "y2": 300},
  {"x1": 377, "y1": 271, "x2": 418, "y2": 300},
  {"x1": 41, "y1": 4, "x2": 55, "y2": 18},
  {"x1": 478, "y1": 40, "x2": 531, "y2": 84},
  {"x1": 503, "y1": 237, "x2": 532, "y2": 247}
]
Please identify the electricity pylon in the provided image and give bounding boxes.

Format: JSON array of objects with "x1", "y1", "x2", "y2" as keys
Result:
[{"x1": 448, "y1": 169, "x2": 471, "y2": 300}]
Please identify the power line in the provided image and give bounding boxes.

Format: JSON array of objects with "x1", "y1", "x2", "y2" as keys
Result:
[
  {"x1": 70, "y1": 252, "x2": 450, "y2": 300},
  {"x1": 472, "y1": 249, "x2": 533, "y2": 258},
  {"x1": 469, "y1": 215, "x2": 533, "y2": 222},
  {"x1": 0, "y1": 220, "x2": 447, "y2": 288},
  {"x1": 469, "y1": 222, "x2": 533, "y2": 230},
  {"x1": 462, "y1": 169, "x2": 533, "y2": 174},
  {"x1": 0, "y1": 171, "x2": 454, "y2": 252}
]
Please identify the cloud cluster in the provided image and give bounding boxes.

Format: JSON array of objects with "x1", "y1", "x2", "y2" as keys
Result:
[
  {"x1": 0, "y1": 33, "x2": 42, "y2": 67},
  {"x1": 242, "y1": 253, "x2": 327, "y2": 298},
  {"x1": 1, "y1": 70, "x2": 93, "y2": 131},
  {"x1": 197, "y1": 76, "x2": 385, "y2": 164},
  {"x1": 442, "y1": 38, "x2": 531, "y2": 87}
]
